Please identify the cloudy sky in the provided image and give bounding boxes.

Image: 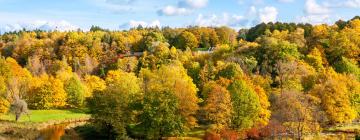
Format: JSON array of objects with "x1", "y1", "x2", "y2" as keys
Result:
[{"x1": 0, "y1": 0, "x2": 359, "y2": 32}]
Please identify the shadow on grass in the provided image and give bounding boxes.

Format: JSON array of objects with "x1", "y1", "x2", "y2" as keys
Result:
[{"x1": 68, "y1": 108, "x2": 91, "y2": 114}]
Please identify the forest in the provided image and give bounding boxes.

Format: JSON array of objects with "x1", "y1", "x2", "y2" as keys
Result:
[{"x1": 0, "y1": 16, "x2": 359, "y2": 139}]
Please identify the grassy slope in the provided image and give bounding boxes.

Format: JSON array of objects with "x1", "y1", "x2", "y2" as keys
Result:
[{"x1": 0, "y1": 109, "x2": 90, "y2": 123}]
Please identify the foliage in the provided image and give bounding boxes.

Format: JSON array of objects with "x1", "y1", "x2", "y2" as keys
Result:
[
  {"x1": 203, "y1": 80, "x2": 232, "y2": 132},
  {"x1": 310, "y1": 69, "x2": 357, "y2": 124},
  {"x1": 83, "y1": 75, "x2": 106, "y2": 97},
  {"x1": 64, "y1": 74, "x2": 86, "y2": 108},
  {"x1": 88, "y1": 70, "x2": 141, "y2": 139},
  {"x1": 0, "y1": 76, "x2": 9, "y2": 114},
  {"x1": 26, "y1": 75, "x2": 67, "y2": 109},
  {"x1": 174, "y1": 31, "x2": 199, "y2": 50},
  {"x1": 228, "y1": 79, "x2": 261, "y2": 130},
  {"x1": 0, "y1": 17, "x2": 359, "y2": 138},
  {"x1": 138, "y1": 63, "x2": 199, "y2": 132}
]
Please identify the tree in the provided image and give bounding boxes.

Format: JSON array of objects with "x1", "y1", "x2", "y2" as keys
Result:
[
  {"x1": 215, "y1": 26, "x2": 237, "y2": 46},
  {"x1": 27, "y1": 75, "x2": 67, "y2": 109},
  {"x1": 187, "y1": 27, "x2": 218, "y2": 49},
  {"x1": 272, "y1": 91, "x2": 321, "y2": 139},
  {"x1": 327, "y1": 19, "x2": 360, "y2": 64},
  {"x1": 203, "y1": 80, "x2": 232, "y2": 132},
  {"x1": 305, "y1": 47, "x2": 325, "y2": 72},
  {"x1": 253, "y1": 85, "x2": 271, "y2": 127},
  {"x1": 10, "y1": 99, "x2": 29, "y2": 121},
  {"x1": 137, "y1": 89, "x2": 183, "y2": 139},
  {"x1": 216, "y1": 62, "x2": 243, "y2": 80},
  {"x1": 255, "y1": 31, "x2": 300, "y2": 77},
  {"x1": 310, "y1": 69, "x2": 357, "y2": 124},
  {"x1": 0, "y1": 76, "x2": 9, "y2": 114},
  {"x1": 116, "y1": 57, "x2": 138, "y2": 72},
  {"x1": 64, "y1": 74, "x2": 86, "y2": 108},
  {"x1": 136, "y1": 62, "x2": 199, "y2": 138},
  {"x1": 83, "y1": 75, "x2": 106, "y2": 97},
  {"x1": 174, "y1": 31, "x2": 199, "y2": 50},
  {"x1": 138, "y1": 31, "x2": 166, "y2": 52},
  {"x1": 228, "y1": 79, "x2": 261, "y2": 130},
  {"x1": 333, "y1": 57, "x2": 360, "y2": 80},
  {"x1": 88, "y1": 70, "x2": 141, "y2": 139}
]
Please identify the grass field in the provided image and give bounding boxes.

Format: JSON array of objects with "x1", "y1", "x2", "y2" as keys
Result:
[{"x1": 0, "y1": 109, "x2": 90, "y2": 123}]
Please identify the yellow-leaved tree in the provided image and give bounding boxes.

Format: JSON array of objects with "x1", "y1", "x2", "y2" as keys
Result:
[
  {"x1": 310, "y1": 68, "x2": 357, "y2": 124},
  {"x1": 27, "y1": 74, "x2": 67, "y2": 109},
  {"x1": 83, "y1": 75, "x2": 106, "y2": 97}
]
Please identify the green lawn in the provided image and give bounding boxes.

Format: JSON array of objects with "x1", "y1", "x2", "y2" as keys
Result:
[{"x1": 0, "y1": 109, "x2": 90, "y2": 123}]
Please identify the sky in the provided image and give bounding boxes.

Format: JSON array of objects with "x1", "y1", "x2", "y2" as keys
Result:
[{"x1": 0, "y1": 0, "x2": 360, "y2": 33}]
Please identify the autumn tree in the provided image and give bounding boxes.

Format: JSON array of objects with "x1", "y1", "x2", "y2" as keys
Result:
[
  {"x1": 116, "y1": 57, "x2": 138, "y2": 72},
  {"x1": 215, "y1": 26, "x2": 237, "y2": 46},
  {"x1": 88, "y1": 70, "x2": 141, "y2": 139},
  {"x1": 27, "y1": 75, "x2": 67, "y2": 109},
  {"x1": 0, "y1": 76, "x2": 9, "y2": 114},
  {"x1": 310, "y1": 69, "x2": 357, "y2": 124},
  {"x1": 174, "y1": 31, "x2": 199, "y2": 50},
  {"x1": 272, "y1": 91, "x2": 321, "y2": 139},
  {"x1": 203, "y1": 80, "x2": 232, "y2": 132},
  {"x1": 83, "y1": 75, "x2": 106, "y2": 97},
  {"x1": 327, "y1": 19, "x2": 360, "y2": 64},
  {"x1": 136, "y1": 62, "x2": 199, "y2": 138}
]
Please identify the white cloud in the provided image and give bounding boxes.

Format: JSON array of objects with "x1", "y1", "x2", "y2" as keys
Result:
[
  {"x1": 305, "y1": 0, "x2": 330, "y2": 14},
  {"x1": 297, "y1": 0, "x2": 332, "y2": 24},
  {"x1": 194, "y1": 10, "x2": 256, "y2": 29},
  {"x1": 322, "y1": 0, "x2": 360, "y2": 8},
  {"x1": 195, "y1": 13, "x2": 244, "y2": 27},
  {"x1": 157, "y1": 5, "x2": 191, "y2": 16},
  {"x1": 193, "y1": 6, "x2": 279, "y2": 29},
  {"x1": 180, "y1": 0, "x2": 208, "y2": 8},
  {"x1": 298, "y1": 14, "x2": 331, "y2": 25},
  {"x1": 0, "y1": 20, "x2": 78, "y2": 33},
  {"x1": 343, "y1": 0, "x2": 360, "y2": 8},
  {"x1": 119, "y1": 20, "x2": 161, "y2": 29},
  {"x1": 258, "y1": 6, "x2": 278, "y2": 23},
  {"x1": 158, "y1": 0, "x2": 208, "y2": 16}
]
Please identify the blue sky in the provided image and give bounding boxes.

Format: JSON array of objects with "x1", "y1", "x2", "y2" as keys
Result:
[{"x1": 0, "y1": 0, "x2": 360, "y2": 32}]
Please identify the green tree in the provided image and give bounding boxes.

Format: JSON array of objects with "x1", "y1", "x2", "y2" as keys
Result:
[
  {"x1": 228, "y1": 79, "x2": 261, "y2": 130},
  {"x1": 333, "y1": 57, "x2": 360, "y2": 80},
  {"x1": 64, "y1": 74, "x2": 86, "y2": 108},
  {"x1": 88, "y1": 70, "x2": 141, "y2": 139}
]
